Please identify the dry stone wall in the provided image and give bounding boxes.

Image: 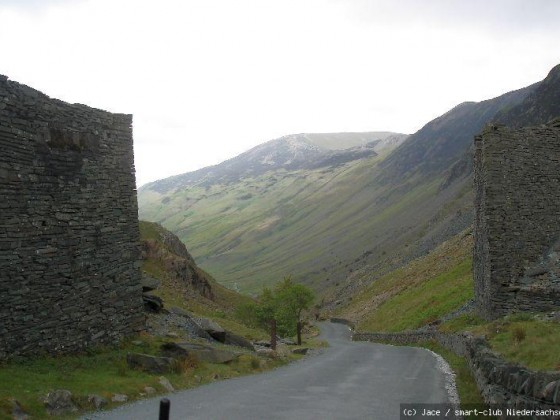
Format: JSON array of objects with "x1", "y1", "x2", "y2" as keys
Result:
[
  {"x1": 474, "y1": 120, "x2": 560, "y2": 319},
  {"x1": 0, "y1": 75, "x2": 144, "y2": 359}
]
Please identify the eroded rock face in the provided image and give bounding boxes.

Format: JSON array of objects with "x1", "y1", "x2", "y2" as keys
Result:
[{"x1": 141, "y1": 236, "x2": 214, "y2": 300}]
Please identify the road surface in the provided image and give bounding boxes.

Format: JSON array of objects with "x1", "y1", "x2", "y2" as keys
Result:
[{"x1": 85, "y1": 322, "x2": 458, "y2": 419}]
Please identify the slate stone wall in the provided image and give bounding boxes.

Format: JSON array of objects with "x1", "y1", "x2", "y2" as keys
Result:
[
  {"x1": 473, "y1": 121, "x2": 560, "y2": 319},
  {"x1": 0, "y1": 75, "x2": 144, "y2": 359}
]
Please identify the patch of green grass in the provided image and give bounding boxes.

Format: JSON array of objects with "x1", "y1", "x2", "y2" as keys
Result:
[
  {"x1": 0, "y1": 335, "x2": 292, "y2": 419},
  {"x1": 442, "y1": 313, "x2": 560, "y2": 371},
  {"x1": 357, "y1": 257, "x2": 473, "y2": 332},
  {"x1": 138, "y1": 220, "x2": 162, "y2": 242},
  {"x1": 438, "y1": 313, "x2": 486, "y2": 333},
  {"x1": 474, "y1": 317, "x2": 560, "y2": 371}
]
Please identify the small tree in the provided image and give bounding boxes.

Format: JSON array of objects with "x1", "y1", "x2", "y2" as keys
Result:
[
  {"x1": 235, "y1": 287, "x2": 275, "y2": 330},
  {"x1": 235, "y1": 276, "x2": 315, "y2": 337},
  {"x1": 272, "y1": 276, "x2": 315, "y2": 337}
]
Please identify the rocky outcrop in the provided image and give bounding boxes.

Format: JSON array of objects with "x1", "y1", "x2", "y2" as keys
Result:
[
  {"x1": 194, "y1": 318, "x2": 226, "y2": 342},
  {"x1": 126, "y1": 353, "x2": 175, "y2": 374},
  {"x1": 142, "y1": 275, "x2": 161, "y2": 292},
  {"x1": 224, "y1": 332, "x2": 255, "y2": 351},
  {"x1": 161, "y1": 342, "x2": 239, "y2": 364},
  {"x1": 140, "y1": 224, "x2": 214, "y2": 301}
]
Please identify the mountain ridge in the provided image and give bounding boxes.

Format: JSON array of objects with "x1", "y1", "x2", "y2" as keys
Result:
[
  {"x1": 141, "y1": 132, "x2": 407, "y2": 194},
  {"x1": 138, "y1": 64, "x2": 559, "y2": 297}
]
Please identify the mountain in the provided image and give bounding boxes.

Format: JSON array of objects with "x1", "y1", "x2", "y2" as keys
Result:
[
  {"x1": 138, "y1": 65, "x2": 559, "y2": 297},
  {"x1": 380, "y1": 84, "x2": 536, "y2": 181},
  {"x1": 143, "y1": 132, "x2": 407, "y2": 194},
  {"x1": 494, "y1": 64, "x2": 560, "y2": 127},
  {"x1": 330, "y1": 63, "x2": 560, "y2": 324}
]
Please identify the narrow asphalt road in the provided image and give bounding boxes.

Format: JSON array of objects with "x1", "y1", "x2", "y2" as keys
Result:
[{"x1": 85, "y1": 322, "x2": 457, "y2": 419}]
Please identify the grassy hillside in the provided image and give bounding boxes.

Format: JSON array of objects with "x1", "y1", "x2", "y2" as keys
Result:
[
  {"x1": 333, "y1": 230, "x2": 474, "y2": 331},
  {"x1": 138, "y1": 79, "x2": 534, "y2": 296},
  {"x1": 140, "y1": 146, "x2": 472, "y2": 295}
]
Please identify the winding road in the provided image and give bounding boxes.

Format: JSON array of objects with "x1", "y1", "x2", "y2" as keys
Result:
[{"x1": 85, "y1": 322, "x2": 458, "y2": 419}]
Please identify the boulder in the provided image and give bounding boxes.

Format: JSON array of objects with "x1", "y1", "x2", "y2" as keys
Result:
[
  {"x1": 169, "y1": 306, "x2": 191, "y2": 317},
  {"x1": 169, "y1": 307, "x2": 213, "y2": 340},
  {"x1": 141, "y1": 274, "x2": 161, "y2": 292},
  {"x1": 127, "y1": 352, "x2": 175, "y2": 374},
  {"x1": 144, "y1": 386, "x2": 156, "y2": 395},
  {"x1": 88, "y1": 394, "x2": 108, "y2": 410},
  {"x1": 11, "y1": 399, "x2": 29, "y2": 420},
  {"x1": 224, "y1": 331, "x2": 255, "y2": 351},
  {"x1": 159, "y1": 376, "x2": 175, "y2": 392},
  {"x1": 43, "y1": 389, "x2": 78, "y2": 416},
  {"x1": 194, "y1": 318, "x2": 226, "y2": 342},
  {"x1": 256, "y1": 348, "x2": 277, "y2": 358},
  {"x1": 143, "y1": 293, "x2": 164, "y2": 312},
  {"x1": 111, "y1": 394, "x2": 128, "y2": 403},
  {"x1": 161, "y1": 342, "x2": 239, "y2": 364}
]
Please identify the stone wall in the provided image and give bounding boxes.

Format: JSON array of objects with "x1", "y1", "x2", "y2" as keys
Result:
[
  {"x1": 474, "y1": 120, "x2": 560, "y2": 319},
  {"x1": 329, "y1": 317, "x2": 356, "y2": 329},
  {"x1": 0, "y1": 75, "x2": 144, "y2": 359},
  {"x1": 354, "y1": 330, "x2": 560, "y2": 410}
]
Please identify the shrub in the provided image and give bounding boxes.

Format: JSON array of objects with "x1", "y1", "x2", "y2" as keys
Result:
[
  {"x1": 512, "y1": 325, "x2": 526, "y2": 343},
  {"x1": 171, "y1": 355, "x2": 199, "y2": 374},
  {"x1": 249, "y1": 356, "x2": 260, "y2": 370}
]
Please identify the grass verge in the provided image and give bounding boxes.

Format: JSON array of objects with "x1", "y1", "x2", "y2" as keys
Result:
[
  {"x1": 420, "y1": 341, "x2": 495, "y2": 420},
  {"x1": 440, "y1": 313, "x2": 560, "y2": 371},
  {"x1": 0, "y1": 333, "x2": 298, "y2": 419}
]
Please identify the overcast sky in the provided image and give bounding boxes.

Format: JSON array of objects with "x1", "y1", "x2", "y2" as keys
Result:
[{"x1": 1, "y1": 0, "x2": 559, "y2": 186}]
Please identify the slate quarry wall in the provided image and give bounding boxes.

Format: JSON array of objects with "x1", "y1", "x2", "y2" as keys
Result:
[
  {"x1": 0, "y1": 75, "x2": 144, "y2": 359},
  {"x1": 474, "y1": 120, "x2": 560, "y2": 319}
]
